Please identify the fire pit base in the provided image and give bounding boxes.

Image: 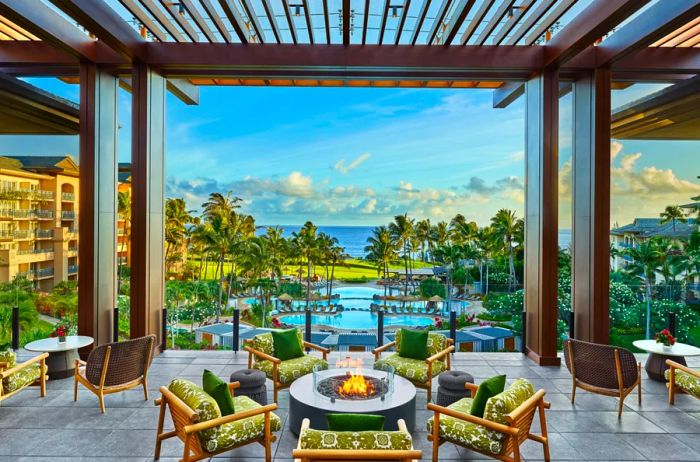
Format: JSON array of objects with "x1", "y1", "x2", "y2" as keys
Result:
[{"x1": 288, "y1": 370, "x2": 416, "y2": 435}]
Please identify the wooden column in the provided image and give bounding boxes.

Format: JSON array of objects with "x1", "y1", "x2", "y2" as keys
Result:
[
  {"x1": 78, "y1": 64, "x2": 118, "y2": 347},
  {"x1": 572, "y1": 68, "x2": 611, "y2": 344},
  {"x1": 130, "y1": 62, "x2": 165, "y2": 345},
  {"x1": 524, "y1": 67, "x2": 560, "y2": 366}
]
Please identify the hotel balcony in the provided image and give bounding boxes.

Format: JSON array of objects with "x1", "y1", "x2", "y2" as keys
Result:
[
  {"x1": 67, "y1": 264, "x2": 78, "y2": 275},
  {"x1": 61, "y1": 210, "x2": 76, "y2": 220},
  {"x1": 35, "y1": 267, "x2": 54, "y2": 279},
  {"x1": 61, "y1": 192, "x2": 75, "y2": 201},
  {"x1": 66, "y1": 246, "x2": 78, "y2": 257},
  {"x1": 34, "y1": 229, "x2": 54, "y2": 239},
  {"x1": 16, "y1": 248, "x2": 54, "y2": 262},
  {"x1": 0, "y1": 209, "x2": 55, "y2": 220}
]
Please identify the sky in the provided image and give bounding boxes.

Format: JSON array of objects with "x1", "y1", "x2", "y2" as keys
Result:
[{"x1": 1, "y1": 78, "x2": 699, "y2": 229}]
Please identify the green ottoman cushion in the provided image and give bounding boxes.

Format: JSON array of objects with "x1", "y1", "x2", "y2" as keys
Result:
[
  {"x1": 252, "y1": 331, "x2": 304, "y2": 361},
  {"x1": 300, "y1": 428, "x2": 413, "y2": 450},
  {"x1": 374, "y1": 353, "x2": 446, "y2": 383},
  {"x1": 253, "y1": 355, "x2": 328, "y2": 384}
]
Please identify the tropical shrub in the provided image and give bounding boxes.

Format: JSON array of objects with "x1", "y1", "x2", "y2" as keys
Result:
[{"x1": 419, "y1": 277, "x2": 446, "y2": 298}]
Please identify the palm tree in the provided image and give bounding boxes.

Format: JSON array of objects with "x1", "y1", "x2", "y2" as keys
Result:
[
  {"x1": 491, "y1": 209, "x2": 523, "y2": 291},
  {"x1": 432, "y1": 244, "x2": 463, "y2": 313},
  {"x1": 389, "y1": 214, "x2": 415, "y2": 298},
  {"x1": 327, "y1": 243, "x2": 348, "y2": 303},
  {"x1": 117, "y1": 190, "x2": 131, "y2": 294},
  {"x1": 450, "y1": 216, "x2": 478, "y2": 246},
  {"x1": 365, "y1": 226, "x2": 398, "y2": 307},
  {"x1": 415, "y1": 219, "x2": 432, "y2": 262},
  {"x1": 624, "y1": 238, "x2": 664, "y2": 339},
  {"x1": 291, "y1": 221, "x2": 318, "y2": 310},
  {"x1": 164, "y1": 198, "x2": 195, "y2": 272},
  {"x1": 660, "y1": 205, "x2": 687, "y2": 233},
  {"x1": 264, "y1": 226, "x2": 289, "y2": 284}
]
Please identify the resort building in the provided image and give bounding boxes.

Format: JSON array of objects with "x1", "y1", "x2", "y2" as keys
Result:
[
  {"x1": 117, "y1": 163, "x2": 132, "y2": 268},
  {"x1": 0, "y1": 156, "x2": 78, "y2": 290}
]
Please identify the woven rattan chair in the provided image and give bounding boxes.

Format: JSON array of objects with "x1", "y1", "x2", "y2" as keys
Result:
[
  {"x1": 74, "y1": 335, "x2": 155, "y2": 413},
  {"x1": 563, "y1": 339, "x2": 641, "y2": 418}
]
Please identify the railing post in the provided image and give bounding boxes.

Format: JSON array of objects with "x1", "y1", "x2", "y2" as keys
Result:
[
  {"x1": 113, "y1": 306, "x2": 119, "y2": 342},
  {"x1": 161, "y1": 307, "x2": 167, "y2": 352},
  {"x1": 568, "y1": 310, "x2": 575, "y2": 340},
  {"x1": 304, "y1": 309, "x2": 312, "y2": 351},
  {"x1": 377, "y1": 309, "x2": 384, "y2": 348},
  {"x1": 668, "y1": 312, "x2": 676, "y2": 338},
  {"x1": 11, "y1": 306, "x2": 19, "y2": 350},
  {"x1": 520, "y1": 310, "x2": 527, "y2": 355},
  {"x1": 449, "y1": 310, "x2": 457, "y2": 347},
  {"x1": 232, "y1": 308, "x2": 240, "y2": 352}
]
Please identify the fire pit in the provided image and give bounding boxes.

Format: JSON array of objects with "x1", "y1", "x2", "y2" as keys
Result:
[{"x1": 288, "y1": 356, "x2": 416, "y2": 435}]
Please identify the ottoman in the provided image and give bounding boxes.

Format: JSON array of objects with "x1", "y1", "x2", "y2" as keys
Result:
[
  {"x1": 230, "y1": 368, "x2": 268, "y2": 405},
  {"x1": 437, "y1": 370, "x2": 474, "y2": 407}
]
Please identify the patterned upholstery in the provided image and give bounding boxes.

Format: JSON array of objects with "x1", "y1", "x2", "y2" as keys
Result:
[
  {"x1": 427, "y1": 379, "x2": 535, "y2": 455},
  {"x1": 2, "y1": 363, "x2": 43, "y2": 394},
  {"x1": 251, "y1": 331, "x2": 304, "y2": 361},
  {"x1": 374, "y1": 354, "x2": 446, "y2": 383},
  {"x1": 666, "y1": 368, "x2": 700, "y2": 398},
  {"x1": 254, "y1": 355, "x2": 328, "y2": 384},
  {"x1": 168, "y1": 379, "x2": 281, "y2": 453},
  {"x1": 396, "y1": 331, "x2": 449, "y2": 363},
  {"x1": 0, "y1": 349, "x2": 16, "y2": 368},
  {"x1": 299, "y1": 429, "x2": 413, "y2": 450}
]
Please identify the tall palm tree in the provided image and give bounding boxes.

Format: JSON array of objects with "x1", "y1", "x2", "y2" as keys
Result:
[
  {"x1": 264, "y1": 226, "x2": 289, "y2": 284},
  {"x1": 624, "y1": 238, "x2": 664, "y2": 339},
  {"x1": 327, "y1": 243, "x2": 348, "y2": 303},
  {"x1": 432, "y1": 244, "x2": 463, "y2": 313},
  {"x1": 365, "y1": 226, "x2": 398, "y2": 307},
  {"x1": 389, "y1": 214, "x2": 415, "y2": 297},
  {"x1": 491, "y1": 209, "x2": 524, "y2": 291},
  {"x1": 164, "y1": 197, "x2": 195, "y2": 272},
  {"x1": 660, "y1": 205, "x2": 687, "y2": 233},
  {"x1": 117, "y1": 190, "x2": 131, "y2": 294},
  {"x1": 415, "y1": 219, "x2": 432, "y2": 262},
  {"x1": 291, "y1": 221, "x2": 318, "y2": 310}
]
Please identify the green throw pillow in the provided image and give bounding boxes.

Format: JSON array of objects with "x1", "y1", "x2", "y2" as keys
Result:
[
  {"x1": 398, "y1": 329, "x2": 428, "y2": 360},
  {"x1": 272, "y1": 328, "x2": 304, "y2": 361},
  {"x1": 470, "y1": 374, "x2": 506, "y2": 418},
  {"x1": 326, "y1": 413, "x2": 386, "y2": 431},
  {"x1": 202, "y1": 369, "x2": 235, "y2": 416}
]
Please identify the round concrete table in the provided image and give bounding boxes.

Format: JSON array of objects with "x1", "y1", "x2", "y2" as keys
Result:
[
  {"x1": 633, "y1": 339, "x2": 700, "y2": 382},
  {"x1": 288, "y1": 369, "x2": 416, "y2": 435},
  {"x1": 24, "y1": 336, "x2": 94, "y2": 380}
]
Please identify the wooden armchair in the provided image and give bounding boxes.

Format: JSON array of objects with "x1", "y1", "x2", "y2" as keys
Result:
[
  {"x1": 244, "y1": 330, "x2": 329, "y2": 402},
  {"x1": 666, "y1": 360, "x2": 700, "y2": 404},
  {"x1": 427, "y1": 379, "x2": 550, "y2": 462},
  {"x1": 293, "y1": 418, "x2": 422, "y2": 462},
  {"x1": 564, "y1": 339, "x2": 641, "y2": 418},
  {"x1": 0, "y1": 351, "x2": 47, "y2": 405},
  {"x1": 155, "y1": 380, "x2": 280, "y2": 462},
  {"x1": 373, "y1": 331, "x2": 454, "y2": 402},
  {"x1": 74, "y1": 335, "x2": 155, "y2": 413}
]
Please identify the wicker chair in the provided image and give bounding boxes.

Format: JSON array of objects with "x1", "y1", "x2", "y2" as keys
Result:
[
  {"x1": 666, "y1": 360, "x2": 700, "y2": 404},
  {"x1": 74, "y1": 335, "x2": 155, "y2": 413},
  {"x1": 563, "y1": 339, "x2": 641, "y2": 418}
]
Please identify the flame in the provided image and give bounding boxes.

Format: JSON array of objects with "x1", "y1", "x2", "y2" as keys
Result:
[{"x1": 338, "y1": 371, "x2": 375, "y2": 398}]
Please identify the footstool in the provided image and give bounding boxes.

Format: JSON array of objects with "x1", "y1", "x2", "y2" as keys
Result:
[
  {"x1": 230, "y1": 368, "x2": 268, "y2": 405},
  {"x1": 437, "y1": 370, "x2": 474, "y2": 407}
]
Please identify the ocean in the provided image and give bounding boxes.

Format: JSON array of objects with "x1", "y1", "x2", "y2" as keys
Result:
[{"x1": 260, "y1": 225, "x2": 573, "y2": 258}]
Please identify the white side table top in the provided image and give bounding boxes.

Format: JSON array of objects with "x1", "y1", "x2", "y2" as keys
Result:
[
  {"x1": 633, "y1": 339, "x2": 700, "y2": 357},
  {"x1": 24, "y1": 336, "x2": 94, "y2": 353}
]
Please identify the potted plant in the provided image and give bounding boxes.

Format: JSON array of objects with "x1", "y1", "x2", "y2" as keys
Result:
[
  {"x1": 654, "y1": 328, "x2": 676, "y2": 351},
  {"x1": 51, "y1": 325, "x2": 68, "y2": 343}
]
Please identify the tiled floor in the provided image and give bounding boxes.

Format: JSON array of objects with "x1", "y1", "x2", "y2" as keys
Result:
[{"x1": 1, "y1": 350, "x2": 699, "y2": 461}]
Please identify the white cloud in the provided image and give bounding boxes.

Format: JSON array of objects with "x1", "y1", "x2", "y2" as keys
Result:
[{"x1": 334, "y1": 152, "x2": 371, "y2": 174}]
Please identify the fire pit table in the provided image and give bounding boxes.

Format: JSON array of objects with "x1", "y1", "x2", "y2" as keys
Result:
[{"x1": 288, "y1": 358, "x2": 416, "y2": 435}]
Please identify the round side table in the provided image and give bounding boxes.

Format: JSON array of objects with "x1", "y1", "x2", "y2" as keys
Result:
[
  {"x1": 632, "y1": 339, "x2": 700, "y2": 382},
  {"x1": 230, "y1": 368, "x2": 268, "y2": 405},
  {"x1": 24, "y1": 336, "x2": 94, "y2": 380}
]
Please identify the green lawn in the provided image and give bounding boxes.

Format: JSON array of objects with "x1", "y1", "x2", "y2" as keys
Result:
[{"x1": 190, "y1": 258, "x2": 433, "y2": 282}]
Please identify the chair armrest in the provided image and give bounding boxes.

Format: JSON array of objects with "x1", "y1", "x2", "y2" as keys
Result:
[
  {"x1": 372, "y1": 341, "x2": 396, "y2": 358},
  {"x1": 465, "y1": 382, "x2": 478, "y2": 398},
  {"x1": 666, "y1": 360, "x2": 700, "y2": 378},
  {"x1": 426, "y1": 345, "x2": 455, "y2": 364},
  {"x1": 427, "y1": 402, "x2": 518, "y2": 436},
  {"x1": 184, "y1": 403, "x2": 278, "y2": 434},
  {"x1": 303, "y1": 341, "x2": 330, "y2": 355},
  {"x1": 0, "y1": 353, "x2": 48, "y2": 379},
  {"x1": 74, "y1": 359, "x2": 86, "y2": 368},
  {"x1": 243, "y1": 346, "x2": 281, "y2": 364}
]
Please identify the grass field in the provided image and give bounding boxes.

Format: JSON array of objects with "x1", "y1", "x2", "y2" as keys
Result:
[{"x1": 190, "y1": 258, "x2": 433, "y2": 282}]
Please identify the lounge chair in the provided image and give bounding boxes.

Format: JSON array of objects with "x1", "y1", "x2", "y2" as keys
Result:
[
  {"x1": 666, "y1": 360, "x2": 700, "y2": 404},
  {"x1": 155, "y1": 379, "x2": 280, "y2": 462},
  {"x1": 427, "y1": 379, "x2": 550, "y2": 462},
  {"x1": 563, "y1": 339, "x2": 641, "y2": 418},
  {"x1": 293, "y1": 418, "x2": 421, "y2": 462},
  {"x1": 0, "y1": 350, "x2": 47, "y2": 406}
]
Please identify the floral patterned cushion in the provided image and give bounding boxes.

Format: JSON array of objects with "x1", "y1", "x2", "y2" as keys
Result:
[
  {"x1": 254, "y1": 355, "x2": 328, "y2": 384},
  {"x1": 395, "y1": 331, "x2": 448, "y2": 364},
  {"x1": 300, "y1": 429, "x2": 413, "y2": 450},
  {"x1": 666, "y1": 368, "x2": 700, "y2": 398},
  {"x1": 252, "y1": 331, "x2": 304, "y2": 362},
  {"x1": 212, "y1": 395, "x2": 282, "y2": 452},
  {"x1": 426, "y1": 378, "x2": 534, "y2": 455},
  {"x1": 0, "y1": 349, "x2": 16, "y2": 368},
  {"x1": 168, "y1": 379, "x2": 222, "y2": 446},
  {"x1": 374, "y1": 353, "x2": 446, "y2": 383},
  {"x1": 2, "y1": 363, "x2": 42, "y2": 394}
]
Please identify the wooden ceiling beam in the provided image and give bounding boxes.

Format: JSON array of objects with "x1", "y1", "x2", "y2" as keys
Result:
[
  {"x1": 378, "y1": 0, "x2": 391, "y2": 45},
  {"x1": 322, "y1": 0, "x2": 331, "y2": 44},
  {"x1": 362, "y1": 0, "x2": 370, "y2": 45},
  {"x1": 393, "y1": 0, "x2": 411, "y2": 45},
  {"x1": 442, "y1": 0, "x2": 475, "y2": 46},
  {"x1": 426, "y1": 0, "x2": 453, "y2": 45},
  {"x1": 475, "y1": 0, "x2": 514, "y2": 46},
  {"x1": 410, "y1": 0, "x2": 432, "y2": 45},
  {"x1": 282, "y1": 0, "x2": 299, "y2": 44},
  {"x1": 239, "y1": 0, "x2": 266, "y2": 43},
  {"x1": 260, "y1": 0, "x2": 282, "y2": 43},
  {"x1": 492, "y1": 0, "x2": 535, "y2": 46},
  {"x1": 505, "y1": 0, "x2": 556, "y2": 46},
  {"x1": 301, "y1": 0, "x2": 314, "y2": 44},
  {"x1": 343, "y1": 0, "x2": 351, "y2": 45},
  {"x1": 180, "y1": 0, "x2": 218, "y2": 42},
  {"x1": 459, "y1": 0, "x2": 494, "y2": 45},
  {"x1": 219, "y1": 0, "x2": 251, "y2": 43},
  {"x1": 200, "y1": 0, "x2": 233, "y2": 42},
  {"x1": 117, "y1": 0, "x2": 167, "y2": 42},
  {"x1": 158, "y1": 0, "x2": 200, "y2": 41},
  {"x1": 137, "y1": 0, "x2": 186, "y2": 42}
]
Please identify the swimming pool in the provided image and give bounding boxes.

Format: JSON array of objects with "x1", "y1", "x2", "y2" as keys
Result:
[{"x1": 280, "y1": 310, "x2": 436, "y2": 330}]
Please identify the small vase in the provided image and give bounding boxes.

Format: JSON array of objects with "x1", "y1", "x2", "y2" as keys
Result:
[
  {"x1": 58, "y1": 336, "x2": 66, "y2": 343},
  {"x1": 662, "y1": 344, "x2": 672, "y2": 352}
]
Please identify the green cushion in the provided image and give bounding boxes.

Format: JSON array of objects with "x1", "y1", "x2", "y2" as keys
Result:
[
  {"x1": 396, "y1": 331, "x2": 448, "y2": 362},
  {"x1": 2, "y1": 363, "x2": 42, "y2": 394},
  {"x1": 398, "y1": 329, "x2": 428, "y2": 360},
  {"x1": 666, "y1": 368, "x2": 700, "y2": 398},
  {"x1": 254, "y1": 355, "x2": 328, "y2": 384},
  {"x1": 252, "y1": 331, "x2": 304, "y2": 362},
  {"x1": 373, "y1": 353, "x2": 446, "y2": 383},
  {"x1": 168, "y1": 379, "x2": 222, "y2": 447},
  {"x1": 300, "y1": 428, "x2": 413, "y2": 450},
  {"x1": 326, "y1": 413, "x2": 385, "y2": 431},
  {"x1": 213, "y1": 395, "x2": 282, "y2": 453},
  {"x1": 272, "y1": 328, "x2": 304, "y2": 361},
  {"x1": 0, "y1": 349, "x2": 16, "y2": 368},
  {"x1": 484, "y1": 378, "x2": 535, "y2": 425},
  {"x1": 471, "y1": 375, "x2": 506, "y2": 418},
  {"x1": 202, "y1": 369, "x2": 235, "y2": 416}
]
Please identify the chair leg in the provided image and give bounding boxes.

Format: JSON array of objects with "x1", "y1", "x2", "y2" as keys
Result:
[
  {"x1": 98, "y1": 391, "x2": 106, "y2": 414},
  {"x1": 570, "y1": 380, "x2": 576, "y2": 404},
  {"x1": 431, "y1": 414, "x2": 440, "y2": 462},
  {"x1": 73, "y1": 376, "x2": 79, "y2": 402},
  {"x1": 39, "y1": 362, "x2": 46, "y2": 398},
  {"x1": 143, "y1": 378, "x2": 149, "y2": 401},
  {"x1": 426, "y1": 382, "x2": 432, "y2": 403},
  {"x1": 617, "y1": 393, "x2": 624, "y2": 419},
  {"x1": 542, "y1": 437, "x2": 551, "y2": 462},
  {"x1": 273, "y1": 385, "x2": 278, "y2": 403},
  {"x1": 637, "y1": 379, "x2": 642, "y2": 405},
  {"x1": 155, "y1": 399, "x2": 167, "y2": 459}
]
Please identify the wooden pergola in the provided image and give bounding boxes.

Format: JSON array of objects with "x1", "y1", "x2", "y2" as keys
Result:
[{"x1": 0, "y1": 0, "x2": 699, "y2": 365}]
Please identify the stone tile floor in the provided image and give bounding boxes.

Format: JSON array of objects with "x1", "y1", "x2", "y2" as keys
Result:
[{"x1": 1, "y1": 350, "x2": 699, "y2": 461}]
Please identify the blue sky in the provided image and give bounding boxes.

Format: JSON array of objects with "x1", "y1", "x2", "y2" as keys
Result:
[{"x1": 1, "y1": 78, "x2": 698, "y2": 227}]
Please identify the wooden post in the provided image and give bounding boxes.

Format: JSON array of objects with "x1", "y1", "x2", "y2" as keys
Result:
[
  {"x1": 572, "y1": 68, "x2": 611, "y2": 344},
  {"x1": 78, "y1": 64, "x2": 118, "y2": 348},
  {"x1": 524, "y1": 67, "x2": 561, "y2": 366},
  {"x1": 130, "y1": 62, "x2": 165, "y2": 345}
]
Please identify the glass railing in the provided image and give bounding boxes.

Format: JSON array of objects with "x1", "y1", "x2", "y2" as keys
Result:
[
  {"x1": 61, "y1": 192, "x2": 75, "y2": 201},
  {"x1": 67, "y1": 264, "x2": 78, "y2": 274},
  {"x1": 16, "y1": 248, "x2": 53, "y2": 256},
  {"x1": 36, "y1": 268, "x2": 54, "y2": 278},
  {"x1": 61, "y1": 211, "x2": 76, "y2": 220},
  {"x1": 35, "y1": 229, "x2": 54, "y2": 238}
]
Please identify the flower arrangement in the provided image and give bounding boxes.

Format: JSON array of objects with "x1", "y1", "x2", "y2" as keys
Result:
[
  {"x1": 51, "y1": 324, "x2": 68, "y2": 342},
  {"x1": 654, "y1": 329, "x2": 676, "y2": 348},
  {"x1": 271, "y1": 317, "x2": 281, "y2": 328},
  {"x1": 433, "y1": 317, "x2": 443, "y2": 329}
]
